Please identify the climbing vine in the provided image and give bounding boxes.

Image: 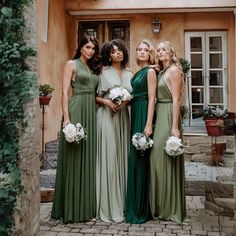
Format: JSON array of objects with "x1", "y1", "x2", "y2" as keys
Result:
[{"x1": 0, "y1": 0, "x2": 36, "y2": 235}]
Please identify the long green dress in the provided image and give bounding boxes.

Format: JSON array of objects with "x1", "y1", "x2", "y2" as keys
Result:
[
  {"x1": 126, "y1": 67, "x2": 152, "y2": 224},
  {"x1": 149, "y1": 70, "x2": 186, "y2": 224},
  {"x1": 96, "y1": 66, "x2": 132, "y2": 222},
  {"x1": 51, "y1": 58, "x2": 99, "y2": 223}
]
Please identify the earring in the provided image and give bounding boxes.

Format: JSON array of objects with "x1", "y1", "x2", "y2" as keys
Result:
[{"x1": 109, "y1": 58, "x2": 111, "y2": 62}]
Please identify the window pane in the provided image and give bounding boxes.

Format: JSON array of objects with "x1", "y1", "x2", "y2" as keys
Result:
[
  {"x1": 84, "y1": 28, "x2": 97, "y2": 37},
  {"x1": 210, "y1": 88, "x2": 223, "y2": 103},
  {"x1": 192, "y1": 105, "x2": 203, "y2": 119},
  {"x1": 210, "y1": 54, "x2": 222, "y2": 68},
  {"x1": 191, "y1": 71, "x2": 203, "y2": 86},
  {"x1": 111, "y1": 27, "x2": 125, "y2": 40},
  {"x1": 209, "y1": 71, "x2": 223, "y2": 86},
  {"x1": 209, "y1": 37, "x2": 222, "y2": 51},
  {"x1": 192, "y1": 88, "x2": 204, "y2": 103},
  {"x1": 191, "y1": 54, "x2": 202, "y2": 69},
  {"x1": 190, "y1": 37, "x2": 202, "y2": 52}
]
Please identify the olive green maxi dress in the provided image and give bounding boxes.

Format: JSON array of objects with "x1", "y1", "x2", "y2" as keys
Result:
[
  {"x1": 149, "y1": 70, "x2": 186, "y2": 224},
  {"x1": 51, "y1": 59, "x2": 99, "y2": 223},
  {"x1": 126, "y1": 67, "x2": 152, "y2": 224}
]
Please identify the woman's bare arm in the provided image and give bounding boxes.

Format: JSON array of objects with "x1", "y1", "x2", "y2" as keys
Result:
[
  {"x1": 169, "y1": 66, "x2": 182, "y2": 137},
  {"x1": 61, "y1": 60, "x2": 75, "y2": 127},
  {"x1": 144, "y1": 68, "x2": 157, "y2": 136}
]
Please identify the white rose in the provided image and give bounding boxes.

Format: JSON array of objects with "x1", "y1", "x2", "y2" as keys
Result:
[
  {"x1": 109, "y1": 87, "x2": 123, "y2": 100},
  {"x1": 139, "y1": 137, "x2": 147, "y2": 147},
  {"x1": 121, "y1": 88, "x2": 132, "y2": 101},
  {"x1": 63, "y1": 123, "x2": 77, "y2": 143}
]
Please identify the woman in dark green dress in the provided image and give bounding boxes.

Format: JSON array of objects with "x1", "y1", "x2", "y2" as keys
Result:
[
  {"x1": 51, "y1": 35, "x2": 101, "y2": 223},
  {"x1": 149, "y1": 41, "x2": 186, "y2": 224},
  {"x1": 126, "y1": 39, "x2": 157, "y2": 224}
]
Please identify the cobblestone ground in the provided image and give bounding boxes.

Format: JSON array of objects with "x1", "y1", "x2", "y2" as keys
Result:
[{"x1": 37, "y1": 196, "x2": 235, "y2": 236}]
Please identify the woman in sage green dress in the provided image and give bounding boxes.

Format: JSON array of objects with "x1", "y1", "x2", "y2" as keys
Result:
[
  {"x1": 51, "y1": 35, "x2": 101, "y2": 223},
  {"x1": 96, "y1": 39, "x2": 133, "y2": 222},
  {"x1": 126, "y1": 39, "x2": 157, "y2": 224},
  {"x1": 149, "y1": 41, "x2": 186, "y2": 224}
]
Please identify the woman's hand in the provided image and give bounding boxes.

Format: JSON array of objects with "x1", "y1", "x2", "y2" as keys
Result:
[
  {"x1": 171, "y1": 127, "x2": 180, "y2": 137},
  {"x1": 116, "y1": 100, "x2": 130, "y2": 111},
  {"x1": 63, "y1": 120, "x2": 70, "y2": 128},
  {"x1": 104, "y1": 99, "x2": 119, "y2": 112},
  {"x1": 144, "y1": 125, "x2": 153, "y2": 137}
]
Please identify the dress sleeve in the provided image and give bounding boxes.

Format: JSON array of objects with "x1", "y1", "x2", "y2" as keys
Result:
[{"x1": 97, "y1": 70, "x2": 111, "y2": 97}]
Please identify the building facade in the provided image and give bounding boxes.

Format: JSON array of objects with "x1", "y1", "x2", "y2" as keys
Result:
[{"x1": 38, "y1": 0, "x2": 236, "y2": 141}]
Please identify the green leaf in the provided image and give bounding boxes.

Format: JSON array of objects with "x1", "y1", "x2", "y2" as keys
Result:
[{"x1": 1, "y1": 7, "x2": 13, "y2": 17}]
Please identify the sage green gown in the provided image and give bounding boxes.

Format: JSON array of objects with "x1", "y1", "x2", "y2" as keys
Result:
[
  {"x1": 126, "y1": 67, "x2": 152, "y2": 224},
  {"x1": 96, "y1": 66, "x2": 132, "y2": 222},
  {"x1": 149, "y1": 70, "x2": 186, "y2": 224},
  {"x1": 51, "y1": 59, "x2": 99, "y2": 223}
]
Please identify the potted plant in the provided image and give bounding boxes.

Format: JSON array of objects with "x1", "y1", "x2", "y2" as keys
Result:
[
  {"x1": 179, "y1": 58, "x2": 191, "y2": 125},
  {"x1": 39, "y1": 84, "x2": 54, "y2": 106},
  {"x1": 203, "y1": 106, "x2": 228, "y2": 136}
]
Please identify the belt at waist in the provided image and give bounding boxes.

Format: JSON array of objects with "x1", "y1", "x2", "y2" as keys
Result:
[
  {"x1": 158, "y1": 98, "x2": 172, "y2": 103},
  {"x1": 73, "y1": 91, "x2": 95, "y2": 95}
]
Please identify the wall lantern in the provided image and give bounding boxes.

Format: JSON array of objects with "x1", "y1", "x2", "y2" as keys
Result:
[{"x1": 151, "y1": 17, "x2": 161, "y2": 33}]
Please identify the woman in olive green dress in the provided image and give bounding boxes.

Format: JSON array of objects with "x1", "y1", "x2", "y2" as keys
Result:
[
  {"x1": 149, "y1": 41, "x2": 186, "y2": 224},
  {"x1": 51, "y1": 35, "x2": 101, "y2": 223},
  {"x1": 126, "y1": 39, "x2": 157, "y2": 224},
  {"x1": 96, "y1": 39, "x2": 133, "y2": 222}
]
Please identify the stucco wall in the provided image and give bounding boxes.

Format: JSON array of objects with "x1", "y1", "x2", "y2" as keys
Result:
[
  {"x1": 38, "y1": 0, "x2": 77, "y2": 143},
  {"x1": 39, "y1": 9, "x2": 235, "y2": 143}
]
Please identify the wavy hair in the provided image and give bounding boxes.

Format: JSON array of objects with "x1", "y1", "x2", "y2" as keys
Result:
[
  {"x1": 100, "y1": 39, "x2": 129, "y2": 69},
  {"x1": 136, "y1": 39, "x2": 156, "y2": 65},
  {"x1": 156, "y1": 41, "x2": 183, "y2": 73},
  {"x1": 73, "y1": 35, "x2": 101, "y2": 75}
]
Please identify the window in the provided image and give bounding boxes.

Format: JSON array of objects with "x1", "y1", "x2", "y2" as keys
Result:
[
  {"x1": 184, "y1": 32, "x2": 227, "y2": 129},
  {"x1": 78, "y1": 20, "x2": 130, "y2": 48}
]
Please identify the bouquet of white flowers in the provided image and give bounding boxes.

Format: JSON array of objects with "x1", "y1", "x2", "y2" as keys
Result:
[
  {"x1": 132, "y1": 133, "x2": 154, "y2": 154},
  {"x1": 164, "y1": 136, "x2": 184, "y2": 157},
  {"x1": 109, "y1": 86, "x2": 132, "y2": 105},
  {"x1": 62, "y1": 122, "x2": 87, "y2": 144}
]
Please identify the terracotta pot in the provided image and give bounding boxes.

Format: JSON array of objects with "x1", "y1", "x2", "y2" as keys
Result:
[
  {"x1": 214, "y1": 143, "x2": 226, "y2": 155},
  {"x1": 39, "y1": 96, "x2": 52, "y2": 106},
  {"x1": 204, "y1": 119, "x2": 224, "y2": 136}
]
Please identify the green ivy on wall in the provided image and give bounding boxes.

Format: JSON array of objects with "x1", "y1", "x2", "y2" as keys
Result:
[{"x1": 0, "y1": 0, "x2": 37, "y2": 235}]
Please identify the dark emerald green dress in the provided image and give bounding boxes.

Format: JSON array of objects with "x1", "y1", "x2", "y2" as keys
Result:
[
  {"x1": 149, "y1": 70, "x2": 186, "y2": 224},
  {"x1": 51, "y1": 59, "x2": 99, "y2": 223},
  {"x1": 126, "y1": 67, "x2": 152, "y2": 224}
]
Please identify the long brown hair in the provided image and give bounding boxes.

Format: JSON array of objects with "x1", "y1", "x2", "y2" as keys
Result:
[{"x1": 73, "y1": 35, "x2": 101, "y2": 75}]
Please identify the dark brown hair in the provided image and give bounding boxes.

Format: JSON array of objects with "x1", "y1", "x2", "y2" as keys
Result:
[
  {"x1": 73, "y1": 35, "x2": 101, "y2": 75},
  {"x1": 100, "y1": 39, "x2": 129, "y2": 69}
]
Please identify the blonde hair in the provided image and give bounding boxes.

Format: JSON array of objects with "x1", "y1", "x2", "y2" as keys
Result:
[
  {"x1": 136, "y1": 39, "x2": 156, "y2": 65},
  {"x1": 156, "y1": 41, "x2": 184, "y2": 91},
  {"x1": 156, "y1": 41, "x2": 182, "y2": 71}
]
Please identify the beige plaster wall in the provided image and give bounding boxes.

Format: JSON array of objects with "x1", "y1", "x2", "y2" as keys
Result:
[
  {"x1": 38, "y1": 0, "x2": 77, "y2": 143},
  {"x1": 39, "y1": 8, "x2": 235, "y2": 143}
]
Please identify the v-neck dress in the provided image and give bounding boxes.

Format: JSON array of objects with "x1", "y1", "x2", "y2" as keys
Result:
[
  {"x1": 149, "y1": 70, "x2": 186, "y2": 224},
  {"x1": 96, "y1": 66, "x2": 133, "y2": 222},
  {"x1": 126, "y1": 67, "x2": 152, "y2": 224},
  {"x1": 51, "y1": 58, "x2": 99, "y2": 223}
]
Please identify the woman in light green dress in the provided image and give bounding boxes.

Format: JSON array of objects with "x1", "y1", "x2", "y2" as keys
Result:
[
  {"x1": 149, "y1": 41, "x2": 186, "y2": 224},
  {"x1": 51, "y1": 35, "x2": 101, "y2": 223},
  {"x1": 96, "y1": 39, "x2": 132, "y2": 222}
]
